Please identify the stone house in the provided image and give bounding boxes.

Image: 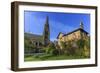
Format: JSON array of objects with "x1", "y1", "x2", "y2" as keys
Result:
[{"x1": 57, "y1": 22, "x2": 89, "y2": 49}]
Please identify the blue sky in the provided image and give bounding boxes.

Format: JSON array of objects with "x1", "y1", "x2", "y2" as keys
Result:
[{"x1": 24, "y1": 11, "x2": 90, "y2": 41}]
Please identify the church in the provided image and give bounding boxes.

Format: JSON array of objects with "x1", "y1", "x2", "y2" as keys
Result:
[
  {"x1": 25, "y1": 16, "x2": 89, "y2": 54},
  {"x1": 57, "y1": 22, "x2": 89, "y2": 49},
  {"x1": 25, "y1": 16, "x2": 50, "y2": 49}
]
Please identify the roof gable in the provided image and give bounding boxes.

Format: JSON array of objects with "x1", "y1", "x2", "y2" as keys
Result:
[
  {"x1": 63, "y1": 28, "x2": 88, "y2": 36},
  {"x1": 57, "y1": 28, "x2": 89, "y2": 39},
  {"x1": 57, "y1": 32, "x2": 64, "y2": 39}
]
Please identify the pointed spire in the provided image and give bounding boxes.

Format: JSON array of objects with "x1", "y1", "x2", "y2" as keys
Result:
[
  {"x1": 43, "y1": 16, "x2": 50, "y2": 46},
  {"x1": 80, "y1": 21, "x2": 84, "y2": 29},
  {"x1": 46, "y1": 16, "x2": 49, "y2": 24}
]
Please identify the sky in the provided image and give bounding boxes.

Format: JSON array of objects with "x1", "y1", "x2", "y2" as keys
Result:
[{"x1": 24, "y1": 11, "x2": 90, "y2": 41}]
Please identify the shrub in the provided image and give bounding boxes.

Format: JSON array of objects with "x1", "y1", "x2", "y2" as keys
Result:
[
  {"x1": 60, "y1": 41, "x2": 67, "y2": 49},
  {"x1": 52, "y1": 49, "x2": 59, "y2": 56},
  {"x1": 43, "y1": 43, "x2": 60, "y2": 56}
]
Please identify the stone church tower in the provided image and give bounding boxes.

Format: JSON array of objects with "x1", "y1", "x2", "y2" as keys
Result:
[{"x1": 43, "y1": 16, "x2": 50, "y2": 46}]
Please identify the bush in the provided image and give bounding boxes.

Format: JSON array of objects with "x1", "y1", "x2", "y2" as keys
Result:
[
  {"x1": 43, "y1": 43, "x2": 60, "y2": 56},
  {"x1": 52, "y1": 49, "x2": 59, "y2": 56},
  {"x1": 60, "y1": 41, "x2": 67, "y2": 49},
  {"x1": 75, "y1": 38, "x2": 90, "y2": 57}
]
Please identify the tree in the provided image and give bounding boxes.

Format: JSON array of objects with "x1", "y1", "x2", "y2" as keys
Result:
[{"x1": 44, "y1": 43, "x2": 59, "y2": 55}]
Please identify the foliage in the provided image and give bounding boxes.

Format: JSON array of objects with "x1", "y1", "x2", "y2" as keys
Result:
[
  {"x1": 24, "y1": 37, "x2": 32, "y2": 49},
  {"x1": 76, "y1": 37, "x2": 90, "y2": 57},
  {"x1": 60, "y1": 41, "x2": 77, "y2": 55},
  {"x1": 24, "y1": 36, "x2": 36, "y2": 54},
  {"x1": 59, "y1": 38, "x2": 90, "y2": 57},
  {"x1": 83, "y1": 37, "x2": 90, "y2": 57},
  {"x1": 24, "y1": 33, "x2": 90, "y2": 61},
  {"x1": 60, "y1": 41, "x2": 67, "y2": 49},
  {"x1": 76, "y1": 39, "x2": 84, "y2": 56},
  {"x1": 43, "y1": 43, "x2": 60, "y2": 55},
  {"x1": 85, "y1": 37, "x2": 90, "y2": 49},
  {"x1": 77, "y1": 39, "x2": 85, "y2": 49},
  {"x1": 44, "y1": 43, "x2": 55, "y2": 53}
]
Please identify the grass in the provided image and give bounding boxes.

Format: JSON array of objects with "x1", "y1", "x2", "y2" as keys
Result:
[{"x1": 24, "y1": 54, "x2": 89, "y2": 62}]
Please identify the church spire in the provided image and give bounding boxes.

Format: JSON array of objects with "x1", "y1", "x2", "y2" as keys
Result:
[
  {"x1": 43, "y1": 16, "x2": 50, "y2": 46},
  {"x1": 46, "y1": 16, "x2": 49, "y2": 24},
  {"x1": 80, "y1": 21, "x2": 84, "y2": 29}
]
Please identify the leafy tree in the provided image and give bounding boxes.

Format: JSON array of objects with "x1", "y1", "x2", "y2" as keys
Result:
[{"x1": 44, "y1": 43, "x2": 59, "y2": 55}]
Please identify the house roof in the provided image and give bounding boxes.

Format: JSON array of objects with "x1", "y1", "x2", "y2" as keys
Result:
[
  {"x1": 57, "y1": 28, "x2": 89, "y2": 39},
  {"x1": 57, "y1": 32, "x2": 64, "y2": 39}
]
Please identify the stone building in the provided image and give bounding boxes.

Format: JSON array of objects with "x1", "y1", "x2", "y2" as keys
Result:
[
  {"x1": 57, "y1": 22, "x2": 89, "y2": 48},
  {"x1": 25, "y1": 33, "x2": 43, "y2": 48},
  {"x1": 24, "y1": 16, "x2": 50, "y2": 54}
]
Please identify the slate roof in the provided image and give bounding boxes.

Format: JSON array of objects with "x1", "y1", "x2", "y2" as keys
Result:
[
  {"x1": 24, "y1": 32, "x2": 43, "y2": 41},
  {"x1": 57, "y1": 28, "x2": 88, "y2": 39}
]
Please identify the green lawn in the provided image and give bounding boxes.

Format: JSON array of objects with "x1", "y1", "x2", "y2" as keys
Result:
[{"x1": 24, "y1": 54, "x2": 89, "y2": 62}]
